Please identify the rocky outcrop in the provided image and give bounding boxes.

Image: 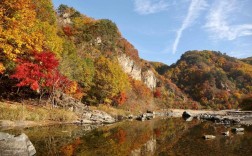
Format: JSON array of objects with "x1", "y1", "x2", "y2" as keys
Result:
[
  {"x1": 79, "y1": 109, "x2": 116, "y2": 124},
  {"x1": 118, "y1": 54, "x2": 157, "y2": 90},
  {"x1": 141, "y1": 70, "x2": 156, "y2": 90},
  {"x1": 58, "y1": 13, "x2": 72, "y2": 25},
  {"x1": 0, "y1": 132, "x2": 36, "y2": 156},
  {"x1": 53, "y1": 92, "x2": 87, "y2": 114},
  {"x1": 118, "y1": 54, "x2": 142, "y2": 80},
  {"x1": 53, "y1": 92, "x2": 116, "y2": 124}
]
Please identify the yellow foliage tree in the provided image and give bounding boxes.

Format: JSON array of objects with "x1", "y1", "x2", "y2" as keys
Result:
[
  {"x1": 32, "y1": 0, "x2": 63, "y2": 56},
  {"x1": 65, "y1": 81, "x2": 78, "y2": 94},
  {"x1": 88, "y1": 56, "x2": 130, "y2": 105},
  {"x1": 0, "y1": 62, "x2": 5, "y2": 74},
  {"x1": 0, "y1": 0, "x2": 44, "y2": 60}
]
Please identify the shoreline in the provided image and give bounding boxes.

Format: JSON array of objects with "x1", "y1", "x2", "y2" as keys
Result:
[
  {"x1": 0, "y1": 120, "x2": 75, "y2": 130},
  {"x1": 166, "y1": 109, "x2": 252, "y2": 126},
  {"x1": 1, "y1": 109, "x2": 252, "y2": 130}
]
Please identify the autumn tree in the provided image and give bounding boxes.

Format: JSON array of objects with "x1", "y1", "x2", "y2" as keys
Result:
[
  {"x1": 239, "y1": 94, "x2": 252, "y2": 110},
  {"x1": 86, "y1": 56, "x2": 130, "y2": 105},
  {"x1": 0, "y1": 0, "x2": 63, "y2": 77},
  {"x1": 11, "y1": 51, "x2": 70, "y2": 102},
  {"x1": 0, "y1": 63, "x2": 5, "y2": 74},
  {"x1": 32, "y1": 0, "x2": 56, "y2": 24},
  {"x1": 32, "y1": 0, "x2": 63, "y2": 56},
  {"x1": 154, "y1": 88, "x2": 162, "y2": 98},
  {"x1": 0, "y1": 0, "x2": 44, "y2": 61},
  {"x1": 131, "y1": 79, "x2": 152, "y2": 99},
  {"x1": 59, "y1": 40, "x2": 95, "y2": 92},
  {"x1": 113, "y1": 92, "x2": 127, "y2": 106}
]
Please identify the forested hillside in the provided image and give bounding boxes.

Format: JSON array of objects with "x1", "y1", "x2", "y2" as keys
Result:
[
  {"x1": 0, "y1": 0, "x2": 187, "y2": 112},
  {"x1": 0, "y1": 0, "x2": 251, "y2": 111},
  {"x1": 160, "y1": 51, "x2": 252, "y2": 109}
]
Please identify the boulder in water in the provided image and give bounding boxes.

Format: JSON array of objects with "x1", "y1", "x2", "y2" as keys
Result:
[
  {"x1": 203, "y1": 135, "x2": 216, "y2": 140},
  {"x1": 232, "y1": 128, "x2": 244, "y2": 132},
  {"x1": 182, "y1": 111, "x2": 192, "y2": 118},
  {"x1": 0, "y1": 132, "x2": 36, "y2": 156},
  {"x1": 222, "y1": 131, "x2": 229, "y2": 136},
  {"x1": 185, "y1": 117, "x2": 194, "y2": 122}
]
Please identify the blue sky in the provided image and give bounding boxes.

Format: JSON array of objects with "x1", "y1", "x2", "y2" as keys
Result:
[{"x1": 52, "y1": 0, "x2": 252, "y2": 65}]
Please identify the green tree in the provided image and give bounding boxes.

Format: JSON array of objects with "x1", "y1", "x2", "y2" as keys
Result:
[{"x1": 59, "y1": 40, "x2": 95, "y2": 91}]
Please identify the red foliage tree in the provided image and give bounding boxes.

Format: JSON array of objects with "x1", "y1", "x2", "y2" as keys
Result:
[
  {"x1": 154, "y1": 88, "x2": 162, "y2": 98},
  {"x1": 63, "y1": 26, "x2": 73, "y2": 36},
  {"x1": 11, "y1": 51, "x2": 70, "y2": 94},
  {"x1": 154, "y1": 128, "x2": 161, "y2": 137}
]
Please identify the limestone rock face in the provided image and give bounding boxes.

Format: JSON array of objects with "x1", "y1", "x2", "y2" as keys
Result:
[
  {"x1": 118, "y1": 54, "x2": 142, "y2": 81},
  {"x1": 62, "y1": 13, "x2": 72, "y2": 25},
  {"x1": 141, "y1": 70, "x2": 157, "y2": 90},
  {"x1": 0, "y1": 132, "x2": 36, "y2": 156},
  {"x1": 118, "y1": 54, "x2": 157, "y2": 90}
]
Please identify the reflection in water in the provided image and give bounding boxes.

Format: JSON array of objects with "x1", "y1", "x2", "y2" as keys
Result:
[
  {"x1": 2, "y1": 118, "x2": 252, "y2": 156},
  {"x1": 131, "y1": 136, "x2": 156, "y2": 156}
]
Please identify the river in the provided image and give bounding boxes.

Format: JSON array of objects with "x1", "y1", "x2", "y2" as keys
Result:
[{"x1": 2, "y1": 118, "x2": 252, "y2": 156}]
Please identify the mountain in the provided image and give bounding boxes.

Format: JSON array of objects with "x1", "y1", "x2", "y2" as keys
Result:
[
  {"x1": 0, "y1": 1, "x2": 191, "y2": 112},
  {"x1": 241, "y1": 57, "x2": 252, "y2": 65},
  {"x1": 159, "y1": 50, "x2": 252, "y2": 109},
  {"x1": 58, "y1": 5, "x2": 196, "y2": 110},
  {"x1": 0, "y1": 0, "x2": 251, "y2": 111}
]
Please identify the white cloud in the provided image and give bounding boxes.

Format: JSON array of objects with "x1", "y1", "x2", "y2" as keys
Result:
[
  {"x1": 172, "y1": 0, "x2": 207, "y2": 54},
  {"x1": 204, "y1": 0, "x2": 252, "y2": 40},
  {"x1": 133, "y1": 0, "x2": 169, "y2": 15}
]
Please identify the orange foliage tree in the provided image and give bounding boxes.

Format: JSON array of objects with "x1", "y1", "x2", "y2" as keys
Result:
[
  {"x1": 131, "y1": 79, "x2": 152, "y2": 99},
  {"x1": 114, "y1": 129, "x2": 127, "y2": 144},
  {"x1": 113, "y1": 92, "x2": 127, "y2": 106},
  {"x1": 0, "y1": 0, "x2": 44, "y2": 61}
]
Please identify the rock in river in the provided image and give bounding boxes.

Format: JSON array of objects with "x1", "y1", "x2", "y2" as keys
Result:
[
  {"x1": 90, "y1": 110, "x2": 116, "y2": 124},
  {"x1": 185, "y1": 117, "x2": 194, "y2": 122},
  {"x1": 222, "y1": 131, "x2": 230, "y2": 136},
  {"x1": 182, "y1": 111, "x2": 192, "y2": 118},
  {"x1": 0, "y1": 132, "x2": 36, "y2": 156},
  {"x1": 232, "y1": 128, "x2": 244, "y2": 132},
  {"x1": 203, "y1": 135, "x2": 216, "y2": 140}
]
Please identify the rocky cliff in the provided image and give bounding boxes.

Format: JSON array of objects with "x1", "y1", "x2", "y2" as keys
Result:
[
  {"x1": 141, "y1": 69, "x2": 157, "y2": 90},
  {"x1": 118, "y1": 54, "x2": 157, "y2": 90},
  {"x1": 117, "y1": 54, "x2": 142, "y2": 80}
]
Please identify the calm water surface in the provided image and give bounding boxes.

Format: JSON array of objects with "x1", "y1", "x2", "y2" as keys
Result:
[{"x1": 2, "y1": 118, "x2": 252, "y2": 156}]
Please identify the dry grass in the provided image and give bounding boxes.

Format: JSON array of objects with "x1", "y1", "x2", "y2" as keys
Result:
[{"x1": 0, "y1": 101, "x2": 78, "y2": 122}]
